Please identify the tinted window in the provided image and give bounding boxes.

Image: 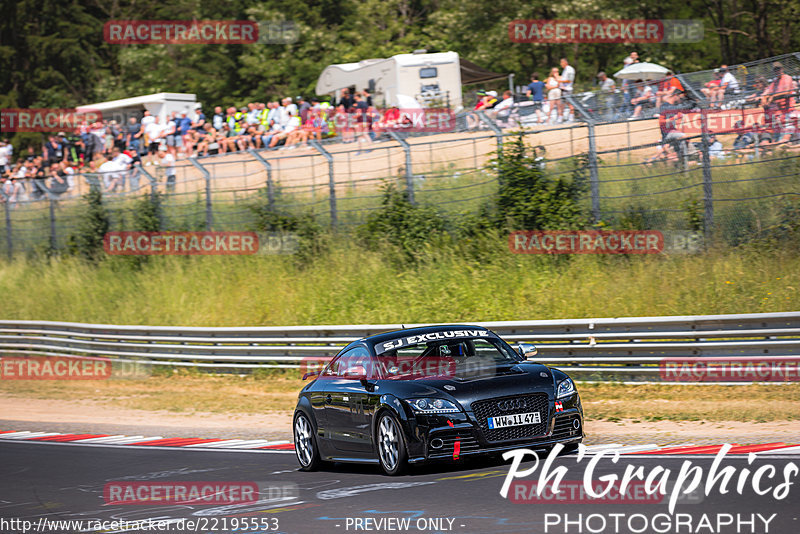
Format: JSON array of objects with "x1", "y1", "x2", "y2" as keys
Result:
[
  {"x1": 420, "y1": 67, "x2": 437, "y2": 79},
  {"x1": 323, "y1": 346, "x2": 373, "y2": 378}
]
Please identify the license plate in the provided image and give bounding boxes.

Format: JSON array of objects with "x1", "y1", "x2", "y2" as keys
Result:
[{"x1": 487, "y1": 411, "x2": 541, "y2": 429}]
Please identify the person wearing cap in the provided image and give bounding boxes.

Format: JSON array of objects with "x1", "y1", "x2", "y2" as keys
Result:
[
  {"x1": 156, "y1": 145, "x2": 176, "y2": 193},
  {"x1": 473, "y1": 90, "x2": 487, "y2": 110},
  {"x1": 476, "y1": 90, "x2": 499, "y2": 112}
]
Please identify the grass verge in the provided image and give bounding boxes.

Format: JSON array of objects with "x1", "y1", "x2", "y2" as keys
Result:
[{"x1": 1, "y1": 378, "x2": 798, "y2": 423}]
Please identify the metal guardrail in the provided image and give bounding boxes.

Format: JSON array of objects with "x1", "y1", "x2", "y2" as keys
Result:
[{"x1": 0, "y1": 312, "x2": 798, "y2": 373}]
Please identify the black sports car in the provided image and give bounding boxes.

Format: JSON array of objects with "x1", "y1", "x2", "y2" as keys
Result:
[{"x1": 292, "y1": 325, "x2": 583, "y2": 475}]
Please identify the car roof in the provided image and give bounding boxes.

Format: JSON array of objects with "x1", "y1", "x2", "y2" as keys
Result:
[{"x1": 363, "y1": 324, "x2": 491, "y2": 345}]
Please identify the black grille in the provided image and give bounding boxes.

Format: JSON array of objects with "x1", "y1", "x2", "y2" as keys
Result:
[
  {"x1": 471, "y1": 393, "x2": 549, "y2": 442},
  {"x1": 429, "y1": 430, "x2": 480, "y2": 458},
  {"x1": 552, "y1": 414, "x2": 582, "y2": 441}
]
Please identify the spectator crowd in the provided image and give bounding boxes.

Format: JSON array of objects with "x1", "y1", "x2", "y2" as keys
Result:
[{"x1": 2, "y1": 55, "x2": 798, "y2": 206}]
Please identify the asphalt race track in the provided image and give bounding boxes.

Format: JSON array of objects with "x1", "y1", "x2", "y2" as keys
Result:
[{"x1": 1, "y1": 440, "x2": 799, "y2": 534}]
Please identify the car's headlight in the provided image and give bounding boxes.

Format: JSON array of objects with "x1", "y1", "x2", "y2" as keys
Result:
[
  {"x1": 556, "y1": 378, "x2": 576, "y2": 399},
  {"x1": 408, "y1": 398, "x2": 461, "y2": 414}
]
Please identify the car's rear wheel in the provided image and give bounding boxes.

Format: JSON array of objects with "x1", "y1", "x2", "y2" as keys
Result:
[
  {"x1": 294, "y1": 411, "x2": 321, "y2": 471},
  {"x1": 377, "y1": 412, "x2": 407, "y2": 476}
]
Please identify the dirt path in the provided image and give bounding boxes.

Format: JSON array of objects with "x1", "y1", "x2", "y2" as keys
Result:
[{"x1": 1, "y1": 395, "x2": 796, "y2": 445}]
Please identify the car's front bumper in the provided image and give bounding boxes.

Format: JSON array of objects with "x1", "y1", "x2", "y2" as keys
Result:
[{"x1": 404, "y1": 398, "x2": 584, "y2": 463}]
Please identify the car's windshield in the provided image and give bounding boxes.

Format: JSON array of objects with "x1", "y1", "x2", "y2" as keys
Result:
[{"x1": 374, "y1": 334, "x2": 519, "y2": 379}]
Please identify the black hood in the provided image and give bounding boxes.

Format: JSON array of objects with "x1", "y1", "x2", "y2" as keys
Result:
[{"x1": 380, "y1": 362, "x2": 556, "y2": 410}]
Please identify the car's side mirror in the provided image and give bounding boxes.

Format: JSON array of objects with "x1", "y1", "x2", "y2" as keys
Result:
[
  {"x1": 517, "y1": 343, "x2": 538, "y2": 359},
  {"x1": 345, "y1": 365, "x2": 367, "y2": 379}
]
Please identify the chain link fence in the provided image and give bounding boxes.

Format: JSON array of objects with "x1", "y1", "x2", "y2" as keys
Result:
[{"x1": 1, "y1": 54, "x2": 799, "y2": 258}]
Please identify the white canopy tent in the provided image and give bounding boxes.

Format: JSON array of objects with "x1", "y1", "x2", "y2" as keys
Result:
[{"x1": 76, "y1": 92, "x2": 199, "y2": 124}]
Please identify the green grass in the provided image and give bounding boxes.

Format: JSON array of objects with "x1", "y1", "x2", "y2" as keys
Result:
[
  {"x1": 0, "y1": 242, "x2": 797, "y2": 326},
  {"x1": 1, "y1": 377, "x2": 797, "y2": 422}
]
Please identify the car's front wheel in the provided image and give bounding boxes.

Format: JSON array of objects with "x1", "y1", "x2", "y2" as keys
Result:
[
  {"x1": 376, "y1": 412, "x2": 408, "y2": 476},
  {"x1": 293, "y1": 411, "x2": 321, "y2": 471}
]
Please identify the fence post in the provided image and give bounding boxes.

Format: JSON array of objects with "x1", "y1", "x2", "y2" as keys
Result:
[
  {"x1": 247, "y1": 149, "x2": 275, "y2": 209},
  {"x1": 309, "y1": 140, "x2": 337, "y2": 228},
  {"x1": 699, "y1": 106, "x2": 714, "y2": 240},
  {"x1": 566, "y1": 94, "x2": 601, "y2": 223},
  {"x1": 49, "y1": 198, "x2": 57, "y2": 251},
  {"x1": 188, "y1": 157, "x2": 213, "y2": 230},
  {"x1": 2, "y1": 195, "x2": 11, "y2": 260},
  {"x1": 586, "y1": 122, "x2": 601, "y2": 223},
  {"x1": 137, "y1": 164, "x2": 159, "y2": 192},
  {"x1": 388, "y1": 131, "x2": 415, "y2": 203},
  {"x1": 476, "y1": 110, "x2": 503, "y2": 159}
]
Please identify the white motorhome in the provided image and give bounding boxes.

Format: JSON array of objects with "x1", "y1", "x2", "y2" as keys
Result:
[{"x1": 316, "y1": 51, "x2": 465, "y2": 110}]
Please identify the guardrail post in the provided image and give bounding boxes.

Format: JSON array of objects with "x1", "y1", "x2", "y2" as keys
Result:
[
  {"x1": 248, "y1": 149, "x2": 275, "y2": 209},
  {"x1": 188, "y1": 157, "x2": 213, "y2": 230},
  {"x1": 699, "y1": 106, "x2": 714, "y2": 240},
  {"x1": 388, "y1": 131, "x2": 415, "y2": 203},
  {"x1": 567, "y1": 94, "x2": 601, "y2": 223},
  {"x1": 309, "y1": 140, "x2": 337, "y2": 228}
]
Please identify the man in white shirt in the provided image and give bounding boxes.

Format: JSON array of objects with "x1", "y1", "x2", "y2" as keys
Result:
[
  {"x1": 157, "y1": 146, "x2": 176, "y2": 193},
  {"x1": 140, "y1": 110, "x2": 155, "y2": 128},
  {"x1": 0, "y1": 139, "x2": 12, "y2": 176},
  {"x1": 560, "y1": 58, "x2": 576, "y2": 121},
  {"x1": 713, "y1": 65, "x2": 740, "y2": 108},
  {"x1": 144, "y1": 116, "x2": 165, "y2": 164},
  {"x1": 98, "y1": 155, "x2": 125, "y2": 192}
]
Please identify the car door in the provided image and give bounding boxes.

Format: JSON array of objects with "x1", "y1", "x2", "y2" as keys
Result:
[{"x1": 322, "y1": 345, "x2": 376, "y2": 453}]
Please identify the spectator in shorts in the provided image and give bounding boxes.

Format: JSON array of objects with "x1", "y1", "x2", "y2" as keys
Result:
[
  {"x1": 629, "y1": 80, "x2": 655, "y2": 119},
  {"x1": 597, "y1": 71, "x2": 616, "y2": 119},
  {"x1": 197, "y1": 123, "x2": 221, "y2": 156},
  {"x1": 525, "y1": 72, "x2": 547, "y2": 124},
  {"x1": 761, "y1": 62, "x2": 796, "y2": 142},
  {"x1": 656, "y1": 72, "x2": 684, "y2": 109},
  {"x1": 212, "y1": 106, "x2": 225, "y2": 131},
  {"x1": 0, "y1": 139, "x2": 12, "y2": 177},
  {"x1": 125, "y1": 117, "x2": 142, "y2": 155},
  {"x1": 178, "y1": 111, "x2": 193, "y2": 157},
  {"x1": 145, "y1": 116, "x2": 164, "y2": 164},
  {"x1": 545, "y1": 68, "x2": 563, "y2": 123},
  {"x1": 48, "y1": 163, "x2": 70, "y2": 195},
  {"x1": 164, "y1": 112, "x2": 181, "y2": 158},
  {"x1": 560, "y1": 58, "x2": 575, "y2": 121},
  {"x1": 2, "y1": 174, "x2": 26, "y2": 206},
  {"x1": 157, "y1": 146, "x2": 176, "y2": 193}
]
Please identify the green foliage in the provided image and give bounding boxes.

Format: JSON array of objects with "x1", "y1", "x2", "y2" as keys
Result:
[
  {"x1": 490, "y1": 133, "x2": 587, "y2": 231},
  {"x1": 249, "y1": 189, "x2": 327, "y2": 266},
  {"x1": 684, "y1": 200, "x2": 704, "y2": 232},
  {"x1": 132, "y1": 191, "x2": 164, "y2": 233},
  {"x1": 357, "y1": 181, "x2": 448, "y2": 262},
  {"x1": 67, "y1": 186, "x2": 110, "y2": 261}
]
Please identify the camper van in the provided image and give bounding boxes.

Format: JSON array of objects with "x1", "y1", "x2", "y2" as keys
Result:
[{"x1": 316, "y1": 51, "x2": 464, "y2": 111}]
